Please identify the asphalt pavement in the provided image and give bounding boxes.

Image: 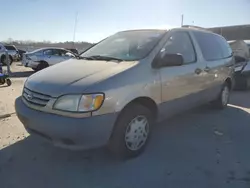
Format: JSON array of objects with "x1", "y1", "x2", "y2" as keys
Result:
[{"x1": 0, "y1": 63, "x2": 250, "y2": 188}]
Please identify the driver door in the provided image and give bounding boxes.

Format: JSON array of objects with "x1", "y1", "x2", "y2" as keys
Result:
[{"x1": 158, "y1": 31, "x2": 206, "y2": 117}]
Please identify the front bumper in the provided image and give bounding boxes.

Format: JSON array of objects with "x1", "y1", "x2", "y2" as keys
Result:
[{"x1": 15, "y1": 97, "x2": 118, "y2": 149}]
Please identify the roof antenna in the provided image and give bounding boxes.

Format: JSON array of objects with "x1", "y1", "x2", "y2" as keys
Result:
[
  {"x1": 181, "y1": 14, "x2": 184, "y2": 27},
  {"x1": 72, "y1": 11, "x2": 78, "y2": 48}
]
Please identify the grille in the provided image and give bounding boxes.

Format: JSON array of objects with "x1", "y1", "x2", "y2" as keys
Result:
[{"x1": 22, "y1": 87, "x2": 51, "y2": 107}]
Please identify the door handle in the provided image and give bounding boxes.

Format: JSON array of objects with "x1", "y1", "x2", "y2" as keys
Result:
[
  {"x1": 204, "y1": 67, "x2": 211, "y2": 72},
  {"x1": 195, "y1": 68, "x2": 202, "y2": 75}
]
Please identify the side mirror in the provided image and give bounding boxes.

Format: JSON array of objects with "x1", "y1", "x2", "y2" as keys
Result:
[{"x1": 155, "y1": 53, "x2": 184, "y2": 68}]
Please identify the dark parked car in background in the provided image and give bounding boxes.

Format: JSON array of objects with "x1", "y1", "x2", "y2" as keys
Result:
[
  {"x1": 229, "y1": 40, "x2": 250, "y2": 90},
  {"x1": 17, "y1": 49, "x2": 26, "y2": 61},
  {"x1": 67, "y1": 48, "x2": 78, "y2": 55}
]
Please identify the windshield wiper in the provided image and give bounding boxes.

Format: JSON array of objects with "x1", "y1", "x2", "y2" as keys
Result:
[
  {"x1": 85, "y1": 55, "x2": 123, "y2": 62},
  {"x1": 78, "y1": 56, "x2": 95, "y2": 60}
]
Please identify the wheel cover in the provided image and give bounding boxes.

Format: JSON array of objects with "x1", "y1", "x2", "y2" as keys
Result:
[
  {"x1": 125, "y1": 115, "x2": 149, "y2": 151},
  {"x1": 222, "y1": 86, "x2": 229, "y2": 106}
]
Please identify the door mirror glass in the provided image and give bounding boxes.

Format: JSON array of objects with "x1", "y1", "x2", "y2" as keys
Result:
[{"x1": 158, "y1": 53, "x2": 184, "y2": 67}]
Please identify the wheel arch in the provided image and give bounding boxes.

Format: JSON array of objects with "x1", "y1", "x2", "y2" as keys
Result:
[
  {"x1": 225, "y1": 77, "x2": 233, "y2": 90},
  {"x1": 115, "y1": 96, "x2": 158, "y2": 122},
  {"x1": 39, "y1": 60, "x2": 49, "y2": 65},
  {"x1": 0, "y1": 54, "x2": 6, "y2": 61}
]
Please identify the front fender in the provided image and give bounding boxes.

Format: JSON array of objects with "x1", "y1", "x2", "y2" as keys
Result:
[
  {"x1": 92, "y1": 82, "x2": 161, "y2": 116},
  {"x1": 114, "y1": 90, "x2": 157, "y2": 112}
]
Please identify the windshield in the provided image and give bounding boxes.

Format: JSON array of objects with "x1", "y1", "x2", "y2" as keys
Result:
[
  {"x1": 80, "y1": 30, "x2": 165, "y2": 61},
  {"x1": 5, "y1": 45, "x2": 16, "y2": 50}
]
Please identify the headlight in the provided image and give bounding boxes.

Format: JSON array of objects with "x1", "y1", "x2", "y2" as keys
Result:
[{"x1": 53, "y1": 93, "x2": 104, "y2": 112}]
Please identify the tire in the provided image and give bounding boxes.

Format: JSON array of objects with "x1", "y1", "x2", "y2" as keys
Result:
[
  {"x1": 6, "y1": 79, "x2": 11, "y2": 86},
  {"x1": 8, "y1": 56, "x2": 13, "y2": 65},
  {"x1": 1, "y1": 55, "x2": 6, "y2": 65},
  {"x1": 108, "y1": 104, "x2": 153, "y2": 158},
  {"x1": 211, "y1": 83, "x2": 230, "y2": 109},
  {"x1": 32, "y1": 68, "x2": 38, "y2": 72},
  {"x1": 36, "y1": 61, "x2": 49, "y2": 71},
  {"x1": 0, "y1": 55, "x2": 13, "y2": 66}
]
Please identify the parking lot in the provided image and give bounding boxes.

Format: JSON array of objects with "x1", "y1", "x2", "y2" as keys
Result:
[{"x1": 1, "y1": 62, "x2": 250, "y2": 188}]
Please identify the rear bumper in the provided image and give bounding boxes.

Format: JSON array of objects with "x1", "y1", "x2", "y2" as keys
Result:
[
  {"x1": 22, "y1": 60, "x2": 39, "y2": 68},
  {"x1": 15, "y1": 96, "x2": 118, "y2": 149}
]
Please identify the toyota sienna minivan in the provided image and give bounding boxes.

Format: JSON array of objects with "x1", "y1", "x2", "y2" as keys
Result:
[{"x1": 15, "y1": 27, "x2": 234, "y2": 158}]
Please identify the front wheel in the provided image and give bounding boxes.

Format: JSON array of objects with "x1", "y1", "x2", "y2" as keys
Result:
[
  {"x1": 108, "y1": 104, "x2": 153, "y2": 158},
  {"x1": 212, "y1": 83, "x2": 230, "y2": 109},
  {"x1": 1, "y1": 55, "x2": 13, "y2": 66}
]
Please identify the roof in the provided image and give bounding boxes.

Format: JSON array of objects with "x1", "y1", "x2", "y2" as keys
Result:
[
  {"x1": 118, "y1": 29, "x2": 167, "y2": 33},
  {"x1": 119, "y1": 26, "x2": 214, "y2": 34},
  {"x1": 28, "y1": 47, "x2": 69, "y2": 53},
  {"x1": 36, "y1": 47, "x2": 66, "y2": 50}
]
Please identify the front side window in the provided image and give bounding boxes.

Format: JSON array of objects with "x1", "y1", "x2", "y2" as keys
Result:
[
  {"x1": 80, "y1": 30, "x2": 165, "y2": 61},
  {"x1": 161, "y1": 32, "x2": 196, "y2": 64}
]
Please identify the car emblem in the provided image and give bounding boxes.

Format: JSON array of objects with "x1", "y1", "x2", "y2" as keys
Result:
[{"x1": 27, "y1": 94, "x2": 33, "y2": 100}]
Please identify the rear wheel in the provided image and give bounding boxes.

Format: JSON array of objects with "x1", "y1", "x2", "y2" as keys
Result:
[
  {"x1": 32, "y1": 68, "x2": 38, "y2": 71},
  {"x1": 36, "y1": 61, "x2": 49, "y2": 71},
  {"x1": 108, "y1": 104, "x2": 153, "y2": 158},
  {"x1": 212, "y1": 83, "x2": 230, "y2": 109}
]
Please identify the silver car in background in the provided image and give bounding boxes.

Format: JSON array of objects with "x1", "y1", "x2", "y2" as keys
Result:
[{"x1": 22, "y1": 47, "x2": 76, "y2": 71}]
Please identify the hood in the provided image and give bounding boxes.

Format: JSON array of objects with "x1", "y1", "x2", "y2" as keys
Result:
[{"x1": 25, "y1": 59, "x2": 136, "y2": 97}]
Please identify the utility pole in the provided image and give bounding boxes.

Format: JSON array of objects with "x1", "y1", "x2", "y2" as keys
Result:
[
  {"x1": 181, "y1": 14, "x2": 184, "y2": 27},
  {"x1": 72, "y1": 11, "x2": 78, "y2": 48}
]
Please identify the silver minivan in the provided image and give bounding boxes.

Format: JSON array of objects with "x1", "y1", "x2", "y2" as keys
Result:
[{"x1": 15, "y1": 27, "x2": 234, "y2": 158}]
